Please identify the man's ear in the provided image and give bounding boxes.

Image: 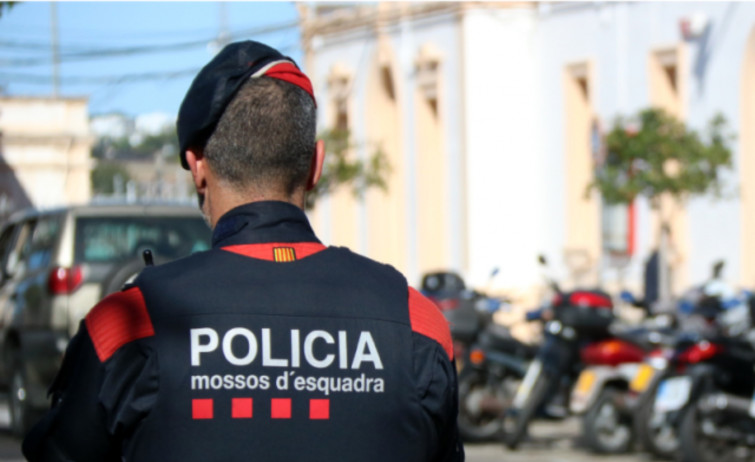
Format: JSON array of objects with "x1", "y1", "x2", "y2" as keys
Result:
[
  {"x1": 185, "y1": 149, "x2": 207, "y2": 193},
  {"x1": 306, "y1": 139, "x2": 325, "y2": 191}
]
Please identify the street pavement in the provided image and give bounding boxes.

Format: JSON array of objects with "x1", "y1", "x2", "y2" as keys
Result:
[
  {"x1": 0, "y1": 402, "x2": 653, "y2": 462},
  {"x1": 464, "y1": 418, "x2": 654, "y2": 462},
  {"x1": 0, "y1": 397, "x2": 23, "y2": 462}
]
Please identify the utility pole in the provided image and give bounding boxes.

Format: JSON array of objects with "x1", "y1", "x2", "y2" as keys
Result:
[
  {"x1": 218, "y1": 2, "x2": 230, "y2": 48},
  {"x1": 50, "y1": 2, "x2": 60, "y2": 97}
]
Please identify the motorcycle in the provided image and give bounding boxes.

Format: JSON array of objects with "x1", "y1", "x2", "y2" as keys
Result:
[
  {"x1": 651, "y1": 285, "x2": 755, "y2": 462},
  {"x1": 568, "y1": 322, "x2": 675, "y2": 453},
  {"x1": 628, "y1": 261, "x2": 752, "y2": 459},
  {"x1": 421, "y1": 269, "x2": 534, "y2": 442},
  {"x1": 456, "y1": 321, "x2": 536, "y2": 441},
  {"x1": 421, "y1": 269, "x2": 506, "y2": 371},
  {"x1": 672, "y1": 333, "x2": 755, "y2": 462},
  {"x1": 502, "y1": 255, "x2": 615, "y2": 450}
]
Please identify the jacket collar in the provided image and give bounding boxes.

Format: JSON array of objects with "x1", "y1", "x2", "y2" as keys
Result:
[{"x1": 211, "y1": 201, "x2": 320, "y2": 248}]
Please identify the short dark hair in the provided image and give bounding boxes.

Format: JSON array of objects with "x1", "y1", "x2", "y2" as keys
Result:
[{"x1": 203, "y1": 77, "x2": 316, "y2": 195}]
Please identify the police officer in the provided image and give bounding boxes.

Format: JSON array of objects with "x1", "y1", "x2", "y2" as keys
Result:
[{"x1": 23, "y1": 40, "x2": 464, "y2": 462}]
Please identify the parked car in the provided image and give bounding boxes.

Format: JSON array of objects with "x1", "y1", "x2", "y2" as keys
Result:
[{"x1": 0, "y1": 203, "x2": 211, "y2": 435}]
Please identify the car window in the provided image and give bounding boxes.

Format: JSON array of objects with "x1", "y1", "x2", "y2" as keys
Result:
[
  {"x1": 74, "y1": 216, "x2": 211, "y2": 263},
  {"x1": 25, "y1": 215, "x2": 62, "y2": 272},
  {"x1": 6, "y1": 220, "x2": 34, "y2": 278},
  {"x1": 0, "y1": 224, "x2": 17, "y2": 282}
]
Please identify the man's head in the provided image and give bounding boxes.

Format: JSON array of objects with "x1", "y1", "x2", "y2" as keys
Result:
[{"x1": 177, "y1": 41, "x2": 322, "y2": 225}]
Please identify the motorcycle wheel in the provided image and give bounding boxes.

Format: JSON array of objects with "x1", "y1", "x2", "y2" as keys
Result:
[
  {"x1": 502, "y1": 372, "x2": 550, "y2": 450},
  {"x1": 678, "y1": 401, "x2": 749, "y2": 462},
  {"x1": 457, "y1": 367, "x2": 517, "y2": 442},
  {"x1": 634, "y1": 381, "x2": 679, "y2": 459},
  {"x1": 582, "y1": 388, "x2": 633, "y2": 454}
]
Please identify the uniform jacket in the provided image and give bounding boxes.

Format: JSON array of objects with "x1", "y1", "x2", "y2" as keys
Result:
[{"x1": 23, "y1": 201, "x2": 464, "y2": 461}]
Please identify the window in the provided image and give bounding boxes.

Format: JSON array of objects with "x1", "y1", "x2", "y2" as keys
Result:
[
  {"x1": 74, "y1": 216, "x2": 210, "y2": 263},
  {"x1": 7, "y1": 220, "x2": 34, "y2": 278},
  {"x1": 381, "y1": 66, "x2": 396, "y2": 102},
  {"x1": 25, "y1": 215, "x2": 62, "y2": 272},
  {"x1": 0, "y1": 224, "x2": 17, "y2": 284},
  {"x1": 327, "y1": 63, "x2": 352, "y2": 131},
  {"x1": 655, "y1": 49, "x2": 678, "y2": 94},
  {"x1": 649, "y1": 46, "x2": 684, "y2": 117},
  {"x1": 415, "y1": 44, "x2": 442, "y2": 118}
]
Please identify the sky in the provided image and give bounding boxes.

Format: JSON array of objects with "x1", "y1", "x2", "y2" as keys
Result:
[{"x1": 0, "y1": 1, "x2": 303, "y2": 118}]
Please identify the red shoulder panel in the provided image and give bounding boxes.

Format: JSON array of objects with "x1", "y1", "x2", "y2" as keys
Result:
[
  {"x1": 408, "y1": 288, "x2": 454, "y2": 360},
  {"x1": 85, "y1": 287, "x2": 155, "y2": 362}
]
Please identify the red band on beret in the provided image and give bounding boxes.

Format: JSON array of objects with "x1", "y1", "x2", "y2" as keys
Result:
[{"x1": 263, "y1": 62, "x2": 317, "y2": 107}]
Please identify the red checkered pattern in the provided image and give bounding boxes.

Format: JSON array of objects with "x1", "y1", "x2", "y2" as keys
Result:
[{"x1": 192, "y1": 398, "x2": 329, "y2": 420}]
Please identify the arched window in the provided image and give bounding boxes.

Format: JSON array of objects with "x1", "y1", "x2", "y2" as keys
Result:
[{"x1": 327, "y1": 63, "x2": 353, "y2": 131}]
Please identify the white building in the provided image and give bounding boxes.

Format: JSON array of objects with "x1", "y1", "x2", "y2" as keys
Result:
[
  {"x1": 0, "y1": 97, "x2": 92, "y2": 217},
  {"x1": 300, "y1": 2, "x2": 755, "y2": 302}
]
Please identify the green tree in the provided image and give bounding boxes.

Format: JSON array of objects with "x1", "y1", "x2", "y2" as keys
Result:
[
  {"x1": 589, "y1": 107, "x2": 734, "y2": 310},
  {"x1": 590, "y1": 108, "x2": 733, "y2": 207},
  {"x1": 305, "y1": 128, "x2": 391, "y2": 210},
  {"x1": 93, "y1": 127, "x2": 179, "y2": 160},
  {"x1": 91, "y1": 162, "x2": 132, "y2": 195},
  {"x1": 0, "y1": 2, "x2": 15, "y2": 18}
]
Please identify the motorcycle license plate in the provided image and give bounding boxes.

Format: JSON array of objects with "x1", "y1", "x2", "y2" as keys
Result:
[
  {"x1": 513, "y1": 359, "x2": 543, "y2": 408},
  {"x1": 574, "y1": 369, "x2": 597, "y2": 396},
  {"x1": 629, "y1": 363, "x2": 656, "y2": 393},
  {"x1": 654, "y1": 376, "x2": 692, "y2": 413}
]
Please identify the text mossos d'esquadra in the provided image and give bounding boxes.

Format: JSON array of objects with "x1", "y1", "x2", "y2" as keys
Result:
[{"x1": 189, "y1": 327, "x2": 385, "y2": 395}]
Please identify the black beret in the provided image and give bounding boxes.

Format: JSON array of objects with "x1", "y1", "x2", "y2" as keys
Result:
[{"x1": 176, "y1": 40, "x2": 315, "y2": 169}]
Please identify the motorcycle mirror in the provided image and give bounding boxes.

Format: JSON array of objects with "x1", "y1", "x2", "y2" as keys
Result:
[
  {"x1": 537, "y1": 254, "x2": 547, "y2": 266},
  {"x1": 142, "y1": 249, "x2": 155, "y2": 267},
  {"x1": 712, "y1": 260, "x2": 725, "y2": 279},
  {"x1": 620, "y1": 290, "x2": 636, "y2": 304}
]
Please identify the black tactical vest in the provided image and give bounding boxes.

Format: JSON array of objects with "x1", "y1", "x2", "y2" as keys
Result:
[{"x1": 126, "y1": 245, "x2": 430, "y2": 461}]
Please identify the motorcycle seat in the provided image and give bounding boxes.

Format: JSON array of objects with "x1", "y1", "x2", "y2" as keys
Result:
[
  {"x1": 611, "y1": 325, "x2": 676, "y2": 351},
  {"x1": 478, "y1": 324, "x2": 539, "y2": 359}
]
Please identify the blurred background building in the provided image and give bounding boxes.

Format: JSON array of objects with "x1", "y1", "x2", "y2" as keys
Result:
[
  {"x1": 1, "y1": 1, "x2": 755, "y2": 304},
  {"x1": 299, "y1": 1, "x2": 755, "y2": 303},
  {"x1": 0, "y1": 96, "x2": 92, "y2": 220}
]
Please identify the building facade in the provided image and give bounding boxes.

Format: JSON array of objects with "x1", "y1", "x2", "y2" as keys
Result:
[
  {"x1": 300, "y1": 2, "x2": 755, "y2": 301},
  {"x1": 0, "y1": 97, "x2": 93, "y2": 218}
]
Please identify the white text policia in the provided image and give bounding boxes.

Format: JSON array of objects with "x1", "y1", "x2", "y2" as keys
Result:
[{"x1": 190, "y1": 327, "x2": 384, "y2": 370}]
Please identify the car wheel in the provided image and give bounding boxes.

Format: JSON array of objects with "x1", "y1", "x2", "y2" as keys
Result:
[{"x1": 9, "y1": 357, "x2": 32, "y2": 438}]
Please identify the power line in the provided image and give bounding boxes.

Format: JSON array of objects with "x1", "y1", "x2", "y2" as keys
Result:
[
  {"x1": 0, "y1": 42, "x2": 299, "y2": 86},
  {"x1": 0, "y1": 68, "x2": 201, "y2": 85},
  {"x1": 0, "y1": 20, "x2": 300, "y2": 67}
]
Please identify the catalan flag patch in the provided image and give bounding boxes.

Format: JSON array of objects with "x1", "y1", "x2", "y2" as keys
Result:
[{"x1": 273, "y1": 247, "x2": 296, "y2": 262}]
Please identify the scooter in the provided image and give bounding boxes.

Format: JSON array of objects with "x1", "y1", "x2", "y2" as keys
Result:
[
  {"x1": 628, "y1": 261, "x2": 752, "y2": 459},
  {"x1": 502, "y1": 255, "x2": 615, "y2": 450},
  {"x1": 569, "y1": 323, "x2": 676, "y2": 453},
  {"x1": 456, "y1": 321, "x2": 536, "y2": 442},
  {"x1": 421, "y1": 269, "x2": 507, "y2": 371},
  {"x1": 647, "y1": 286, "x2": 755, "y2": 462}
]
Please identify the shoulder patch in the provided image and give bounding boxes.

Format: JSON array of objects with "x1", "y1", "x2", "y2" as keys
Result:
[
  {"x1": 408, "y1": 288, "x2": 454, "y2": 360},
  {"x1": 223, "y1": 242, "x2": 326, "y2": 261},
  {"x1": 85, "y1": 286, "x2": 154, "y2": 362}
]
